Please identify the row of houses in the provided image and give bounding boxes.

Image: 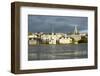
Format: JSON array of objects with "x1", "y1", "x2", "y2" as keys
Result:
[
  {"x1": 28, "y1": 33, "x2": 72, "y2": 45},
  {"x1": 28, "y1": 32, "x2": 87, "y2": 45},
  {"x1": 28, "y1": 26, "x2": 87, "y2": 45}
]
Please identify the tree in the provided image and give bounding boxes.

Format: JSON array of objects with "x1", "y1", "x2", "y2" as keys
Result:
[
  {"x1": 78, "y1": 36, "x2": 87, "y2": 43},
  {"x1": 28, "y1": 32, "x2": 33, "y2": 35}
]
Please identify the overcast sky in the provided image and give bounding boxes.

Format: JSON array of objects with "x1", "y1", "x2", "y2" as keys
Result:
[{"x1": 28, "y1": 15, "x2": 88, "y2": 33}]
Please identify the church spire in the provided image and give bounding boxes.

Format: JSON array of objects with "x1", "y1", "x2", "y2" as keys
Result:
[{"x1": 74, "y1": 25, "x2": 78, "y2": 34}]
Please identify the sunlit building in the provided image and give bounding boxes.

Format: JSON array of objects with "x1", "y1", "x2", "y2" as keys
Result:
[
  {"x1": 28, "y1": 25, "x2": 87, "y2": 45},
  {"x1": 59, "y1": 37, "x2": 72, "y2": 44}
]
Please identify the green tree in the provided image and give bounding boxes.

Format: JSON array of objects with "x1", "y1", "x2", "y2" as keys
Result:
[{"x1": 28, "y1": 32, "x2": 33, "y2": 35}]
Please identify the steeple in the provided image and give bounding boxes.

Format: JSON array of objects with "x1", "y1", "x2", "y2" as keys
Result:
[{"x1": 74, "y1": 25, "x2": 78, "y2": 34}]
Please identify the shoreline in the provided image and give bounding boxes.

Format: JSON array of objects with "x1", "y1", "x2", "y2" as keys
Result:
[{"x1": 28, "y1": 43, "x2": 87, "y2": 46}]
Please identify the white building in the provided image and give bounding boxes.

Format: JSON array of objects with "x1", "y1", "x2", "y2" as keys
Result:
[
  {"x1": 59, "y1": 37, "x2": 72, "y2": 44},
  {"x1": 28, "y1": 40, "x2": 37, "y2": 45},
  {"x1": 28, "y1": 34, "x2": 37, "y2": 40}
]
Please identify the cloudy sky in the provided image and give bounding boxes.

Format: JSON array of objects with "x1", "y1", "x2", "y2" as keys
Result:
[{"x1": 28, "y1": 15, "x2": 88, "y2": 33}]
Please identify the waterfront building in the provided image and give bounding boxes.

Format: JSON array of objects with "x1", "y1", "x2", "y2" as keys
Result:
[
  {"x1": 59, "y1": 37, "x2": 72, "y2": 44},
  {"x1": 28, "y1": 39, "x2": 37, "y2": 45},
  {"x1": 28, "y1": 34, "x2": 37, "y2": 40},
  {"x1": 28, "y1": 25, "x2": 87, "y2": 45},
  {"x1": 68, "y1": 25, "x2": 81, "y2": 43},
  {"x1": 49, "y1": 39, "x2": 57, "y2": 44}
]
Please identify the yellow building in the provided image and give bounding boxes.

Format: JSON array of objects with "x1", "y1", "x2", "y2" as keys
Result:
[{"x1": 59, "y1": 37, "x2": 72, "y2": 44}]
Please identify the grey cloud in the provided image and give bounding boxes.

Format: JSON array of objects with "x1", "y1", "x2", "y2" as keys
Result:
[{"x1": 28, "y1": 15, "x2": 88, "y2": 33}]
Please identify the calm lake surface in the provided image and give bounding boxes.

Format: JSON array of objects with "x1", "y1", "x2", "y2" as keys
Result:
[{"x1": 28, "y1": 43, "x2": 88, "y2": 60}]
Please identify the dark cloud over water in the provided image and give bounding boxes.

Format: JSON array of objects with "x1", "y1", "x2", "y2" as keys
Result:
[{"x1": 28, "y1": 15, "x2": 88, "y2": 33}]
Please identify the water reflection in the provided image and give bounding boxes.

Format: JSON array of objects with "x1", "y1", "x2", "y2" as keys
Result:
[{"x1": 28, "y1": 43, "x2": 88, "y2": 60}]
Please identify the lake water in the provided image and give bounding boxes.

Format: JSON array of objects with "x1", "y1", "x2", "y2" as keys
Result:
[{"x1": 28, "y1": 43, "x2": 88, "y2": 60}]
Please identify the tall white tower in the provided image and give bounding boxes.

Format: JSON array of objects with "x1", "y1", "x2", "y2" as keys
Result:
[{"x1": 74, "y1": 25, "x2": 78, "y2": 34}]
